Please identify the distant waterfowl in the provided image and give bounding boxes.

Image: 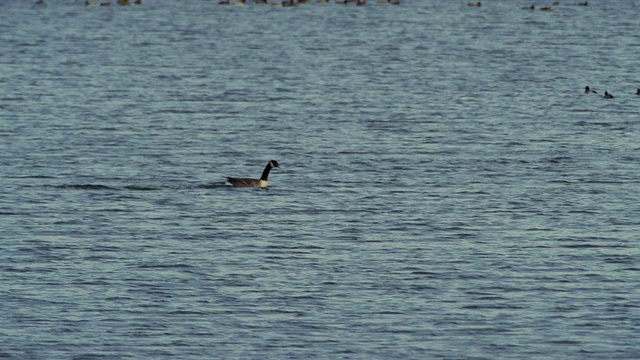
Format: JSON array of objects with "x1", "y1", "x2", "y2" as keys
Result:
[
  {"x1": 135, "y1": 0, "x2": 141, "y2": 4},
  {"x1": 584, "y1": 86, "x2": 597, "y2": 94},
  {"x1": 117, "y1": 0, "x2": 132, "y2": 5},
  {"x1": 604, "y1": 91, "x2": 614, "y2": 99},
  {"x1": 636, "y1": 89, "x2": 640, "y2": 95},
  {"x1": 356, "y1": 0, "x2": 368, "y2": 5},
  {"x1": 87, "y1": 0, "x2": 111, "y2": 5},
  {"x1": 467, "y1": 2, "x2": 481, "y2": 7},
  {"x1": 540, "y1": 6, "x2": 554, "y2": 10},
  {"x1": 522, "y1": 5, "x2": 534, "y2": 10},
  {"x1": 578, "y1": 1, "x2": 587, "y2": 5},
  {"x1": 227, "y1": 160, "x2": 280, "y2": 188}
]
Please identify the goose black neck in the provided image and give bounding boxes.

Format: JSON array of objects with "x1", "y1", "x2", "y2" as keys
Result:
[{"x1": 260, "y1": 163, "x2": 273, "y2": 181}]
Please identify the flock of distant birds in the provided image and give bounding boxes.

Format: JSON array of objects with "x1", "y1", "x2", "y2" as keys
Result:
[
  {"x1": 213, "y1": 0, "x2": 591, "y2": 7},
  {"x1": 31, "y1": 0, "x2": 594, "y2": 7},
  {"x1": 585, "y1": 87, "x2": 640, "y2": 99},
  {"x1": 34, "y1": 0, "x2": 141, "y2": 5},
  {"x1": 218, "y1": 0, "x2": 401, "y2": 5},
  {"x1": 84, "y1": 0, "x2": 140, "y2": 5}
]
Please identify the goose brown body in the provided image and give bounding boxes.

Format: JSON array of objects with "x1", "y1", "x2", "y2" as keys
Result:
[{"x1": 227, "y1": 160, "x2": 279, "y2": 188}]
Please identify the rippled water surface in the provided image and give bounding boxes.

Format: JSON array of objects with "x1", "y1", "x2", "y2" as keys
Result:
[{"x1": 1, "y1": 0, "x2": 639, "y2": 358}]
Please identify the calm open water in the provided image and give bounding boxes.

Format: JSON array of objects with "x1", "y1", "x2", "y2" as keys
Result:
[{"x1": 1, "y1": 0, "x2": 639, "y2": 358}]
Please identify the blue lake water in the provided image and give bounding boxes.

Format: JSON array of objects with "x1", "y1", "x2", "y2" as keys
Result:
[{"x1": 1, "y1": 0, "x2": 639, "y2": 358}]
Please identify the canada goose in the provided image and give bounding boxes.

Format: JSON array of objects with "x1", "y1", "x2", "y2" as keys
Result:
[
  {"x1": 604, "y1": 91, "x2": 614, "y2": 99},
  {"x1": 584, "y1": 86, "x2": 597, "y2": 94},
  {"x1": 227, "y1": 160, "x2": 280, "y2": 188}
]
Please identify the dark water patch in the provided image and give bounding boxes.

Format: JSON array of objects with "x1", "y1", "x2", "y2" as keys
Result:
[
  {"x1": 73, "y1": 280, "x2": 112, "y2": 286},
  {"x1": 123, "y1": 185, "x2": 160, "y2": 191},
  {"x1": 153, "y1": 108, "x2": 200, "y2": 114},
  {"x1": 547, "y1": 339, "x2": 582, "y2": 345},
  {"x1": 136, "y1": 263, "x2": 194, "y2": 270},
  {"x1": 50, "y1": 184, "x2": 116, "y2": 191},
  {"x1": 10, "y1": 174, "x2": 56, "y2": 179}
]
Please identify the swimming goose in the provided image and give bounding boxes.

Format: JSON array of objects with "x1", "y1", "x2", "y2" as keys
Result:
[
  {"x1": 467, "y1": 2, "x2": 481, "y2": 7},
  {"x1": 584, "y1": 86, "x2": 597, "y2": 94},
  {"x1": 227, "y1": 160, "x2": 280, "y2": 188},
  {"x1": 604, "y1": 91, "x2": 614, "y2": 99}
]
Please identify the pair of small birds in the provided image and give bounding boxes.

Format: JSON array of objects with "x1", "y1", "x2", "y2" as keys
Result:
[
  {"x1": 585, "y1": 86, "x2": 640, "y2": 98},
  {"x1": 227, "y1": 160, "x2": 279, "y2": 188}
]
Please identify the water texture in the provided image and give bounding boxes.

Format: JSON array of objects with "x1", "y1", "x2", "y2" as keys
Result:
[{"x1": 1, "y1": 0, "x2": 639, "y2": 358}]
